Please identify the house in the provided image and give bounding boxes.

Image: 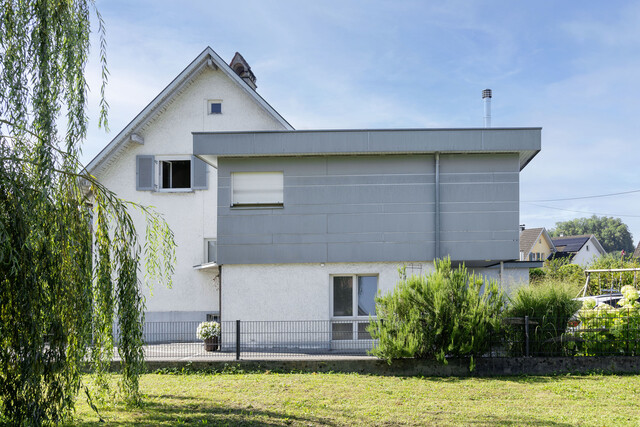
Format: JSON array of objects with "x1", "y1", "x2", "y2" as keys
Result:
[
  {"x1": 89, "y1": 46, "x2": 542, "y2": 340},
  {"x1": 634, "y1": 241, "x2": 640, "y2": 259},
  {"x1": 194, "y1": 127, "x2": 541, "y2": 327},
  {"x1": 519, "y1": 227, "x2": 555, "y2": 261},
  {"x1": 550, "y1": 235, "x2": 606, "y2": 266},
  {"x1": 87, "y1": 47, "x2": 292, "y2": 325}
]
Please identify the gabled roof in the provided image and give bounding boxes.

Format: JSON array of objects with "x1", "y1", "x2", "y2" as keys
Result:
[
  {"x1": 551, "y1": 234, "x2": 606, "y2": 255},
  {"x1": 633, "y1": 241, "x2": 640, "y2": 258},
  {"x1": 519, "y1": 227, "x2": 554, "y2": 255},
  {"x1": 86, "y1": 46, "x2": 293, "y2": 175}
]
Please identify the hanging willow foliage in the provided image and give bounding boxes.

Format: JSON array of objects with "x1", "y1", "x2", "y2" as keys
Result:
[{"x1": 0, "y1": 0, "x2": 175, "y2": 424}]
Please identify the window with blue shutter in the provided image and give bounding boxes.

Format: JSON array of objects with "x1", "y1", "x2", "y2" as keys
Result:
[{"x1": 137, "y1": 155, "x2": 208, "y2": 191}]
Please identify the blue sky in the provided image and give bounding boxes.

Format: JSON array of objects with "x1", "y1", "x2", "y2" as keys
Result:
[{"x1": 84, "y1": 0, "x2": 640, "y2": 246}]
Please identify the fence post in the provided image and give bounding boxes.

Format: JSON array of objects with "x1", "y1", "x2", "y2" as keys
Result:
[
  {"x1": 236, "y1": 320, "x2": 241, "y2": 361},
  {"x1": 524, "y1": 315, "x2": 530, "y2": 357}
]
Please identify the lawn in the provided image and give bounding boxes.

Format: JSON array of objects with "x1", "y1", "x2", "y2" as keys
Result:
[{"x1": 69, "y1": 371, "x2": 640, "y2": 426}]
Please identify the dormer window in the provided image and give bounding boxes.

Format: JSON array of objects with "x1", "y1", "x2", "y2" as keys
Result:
[{"x1": 208, "y1": 100, "x2": 222, "y2": 115}]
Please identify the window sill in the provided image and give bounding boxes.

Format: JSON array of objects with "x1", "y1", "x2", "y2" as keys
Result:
[
  {"x1": 230, "y1": 204, "x2": 284, "y2": 210},
  {"x1": 156, "y1": 188, "x2": 195, "y2": 193}
]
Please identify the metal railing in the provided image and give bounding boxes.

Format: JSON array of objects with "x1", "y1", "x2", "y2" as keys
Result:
[
  {"x1": 489, "y1": 313, "x2": 640, "y2": 357},
  {"x1": 113, "y1": 320, "x2": 376, "y2": 360},
  {"x1": 109, "y1": 313, "x2": 640, "y2": 361}
]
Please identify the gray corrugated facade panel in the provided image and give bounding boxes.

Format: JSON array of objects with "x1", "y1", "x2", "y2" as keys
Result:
[
  {"x1": 218, "y1": 155, "x2": 437, "y2": 264},
  {"x1": 217, "y1": 153, "x2": 522, "y2": 265},
  {"x1": 194, "y1": 128, "x2": 541, "y2": 170}
]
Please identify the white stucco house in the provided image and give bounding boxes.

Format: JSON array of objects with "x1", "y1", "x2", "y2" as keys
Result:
[
  {"x1": 550, "y1": 235, "x2": 606, "y2": 266},
  {"x1": 88, "y1": 47, "x2": 541, "y2": 341},
  {"x1": 87, "y1": 47, "x2": 292, "y2": 324}
]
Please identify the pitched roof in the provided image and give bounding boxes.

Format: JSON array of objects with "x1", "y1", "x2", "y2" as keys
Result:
[
  {"x1": 548, "y1": 251, "x2": 574, "y2": 261},
  {"x1": 519, "y1": 227, "x2": 544, "y2": 254},
  {"x1": 86, "y1": 46, "x2": 293, "y2": 175},
  {"x1": 551, "y1": 234, "x2": 606, "y2": 255},
  {"x1": 634, "y1": 241, "x2": 640, "y2": 258}
]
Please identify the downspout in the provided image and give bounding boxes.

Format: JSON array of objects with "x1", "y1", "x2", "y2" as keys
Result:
[
  {"x1": 435, "y1": 152, "x2": 440, "y2": 259},
  {"x1": 218, "y1": 265, "x2": 222, "y2": 322}
]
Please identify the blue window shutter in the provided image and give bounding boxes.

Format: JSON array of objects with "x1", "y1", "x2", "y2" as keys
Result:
[
  {"x1": 136, "y1": 155, "x2": 155, "y2": 190},
  {"x1": 191, "y1": 156, "x2": 208, "y2": 190}
]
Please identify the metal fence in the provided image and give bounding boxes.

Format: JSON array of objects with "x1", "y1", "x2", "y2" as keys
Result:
[
  {"x1": 110, "y1": 314, "x2": 640, "y2": 361},
  {"x1": 114, "y1": 320, "x2": 376, "y2": 360},
  {"x1": 490, "y1": 313, "x2": 640, "y2": 357}
]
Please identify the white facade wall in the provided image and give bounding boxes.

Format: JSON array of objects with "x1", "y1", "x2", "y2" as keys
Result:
[
  {"x1": 220, "y1": 262, "x2": 531, "y2": 322},
  {"x1": 221, "y1": 262, "x2": 433, "y2": 322},
  {"x1": 476, "y1": 267, "x2": 530, "y2": 297},
  {"x1": 94, "y1": 67, "x2": 286, "y2": 322}
]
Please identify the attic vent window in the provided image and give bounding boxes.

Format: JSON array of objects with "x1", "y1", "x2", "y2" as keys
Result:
[{"x1": 209, "y1": 101, "x2": 222, "y2": 114}]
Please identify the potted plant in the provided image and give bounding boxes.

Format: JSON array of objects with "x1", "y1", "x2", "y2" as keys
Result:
[{"x1": 196, "y1": 321, "x2": 220, "y2": 351}]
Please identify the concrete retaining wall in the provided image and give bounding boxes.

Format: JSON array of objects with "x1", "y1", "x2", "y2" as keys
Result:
[{"x1": 125, "y1": 356, "x2": 640, "y2": 377}]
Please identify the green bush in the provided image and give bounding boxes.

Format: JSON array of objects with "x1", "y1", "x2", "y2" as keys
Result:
[
  {"x1": 505, "y1": 281, "x2": 581, "y2": 355},
  {"x1": 543, "y1": 258, "x2": 584, "y2": 288},
  {"x1": 368, "y1": 258, "x2": 505, "y2": 369},
  {"x1": 529, "y1": 268, "x2": 546, "y2": 284}
]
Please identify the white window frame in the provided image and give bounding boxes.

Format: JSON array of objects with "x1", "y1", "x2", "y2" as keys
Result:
[
  {"x1": 231, "y1": 171, "x2": 284, "y2": 207},
  {"x1": 330, "y1": 274, "x2": 378, "y2": 341},
  {"x1": 208, "y1": 99, "x2": 222, "y2": 115},
  {"x1": 204, "y1": 238, "x2": 217, "y2": 264},
  {"x1": 156, "y1": 155, "x2": 192, "y2": 192}
]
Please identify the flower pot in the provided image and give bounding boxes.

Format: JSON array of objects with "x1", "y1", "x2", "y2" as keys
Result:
[{"x1": 204, "y1": 336, "x2": 219, "y2": 352}]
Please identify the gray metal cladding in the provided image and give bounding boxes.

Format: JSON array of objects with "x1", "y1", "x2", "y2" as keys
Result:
[{"x1": 217, "y1": 152, "x2": 521, "y2": 264}]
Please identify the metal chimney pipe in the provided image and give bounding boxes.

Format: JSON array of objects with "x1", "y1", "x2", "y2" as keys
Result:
[{"x1": 482, "y1": 88, "x2": 492, "y2": 128}]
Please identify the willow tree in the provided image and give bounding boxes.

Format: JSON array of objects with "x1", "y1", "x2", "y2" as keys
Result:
[{"x1": 0, "y1": 1, "x2": 174, "y2": 424}]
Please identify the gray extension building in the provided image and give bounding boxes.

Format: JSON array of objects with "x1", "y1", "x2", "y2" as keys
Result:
[{"x1": 194, "y1": 127, "x2": 541, "y2": 334}]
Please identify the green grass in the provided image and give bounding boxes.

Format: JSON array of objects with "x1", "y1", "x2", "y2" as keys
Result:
[{"x1": 68, "y1": 372, "x2": 640, "y2": 426}]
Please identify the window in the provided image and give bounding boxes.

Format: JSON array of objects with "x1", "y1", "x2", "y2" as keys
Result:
[
  {"x1": 208, "y1": 100, "x2": 222, "y2": 114},
  {"x1": 160, "y1": 159, "x2": 190, "y2": 189},
  {"x1": 136, "y1": 155, "x2": 208, "y2": 191},
  {"x1": 231, "y1": 171, "x2": 283, "y2": 206},
  {"x1": 331, "y1": 275, "x2": 378, "y2": 340}
]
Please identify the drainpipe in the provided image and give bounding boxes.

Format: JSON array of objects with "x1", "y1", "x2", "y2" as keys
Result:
[
  {"x1": 218, "y1": 265, "x2": 222, "y2": 322},
  {"x1": 435, "y1": 153, "x2": 440, "y2": 259}
]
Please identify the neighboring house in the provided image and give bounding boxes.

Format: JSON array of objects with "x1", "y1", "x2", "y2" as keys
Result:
[
  {"x1": 634, "y1": 241, "x2": 640, "y2": 259},
  {"x1": 89, "y1": 46, "x2": 542, "y2": 343},
  {"x1": 550, "y1": 235, "x2": 606, "y2": 266},
  {"x1": 519, "y1": 227, "x2": 555, "y2": 261}
]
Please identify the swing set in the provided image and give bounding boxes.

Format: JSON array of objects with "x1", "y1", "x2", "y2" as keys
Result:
[{"x1": 578, "y1": 268, "x2": 640, "y2": 298}]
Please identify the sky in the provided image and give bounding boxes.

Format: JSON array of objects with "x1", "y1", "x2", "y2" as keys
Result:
[{"x1": 84, "y1": 0, "x2": 640, "y2": 245}]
